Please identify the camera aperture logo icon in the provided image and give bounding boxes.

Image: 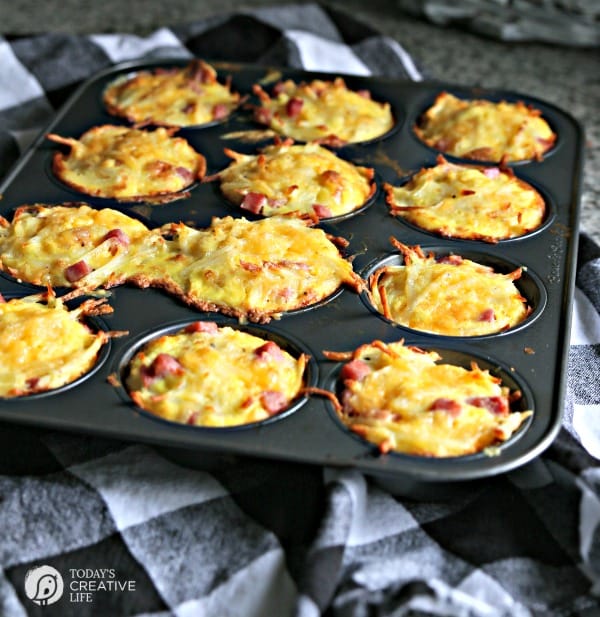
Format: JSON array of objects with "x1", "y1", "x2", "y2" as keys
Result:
[{"x1": 24, "y1": 565, "x2": 64, "y2": 606}]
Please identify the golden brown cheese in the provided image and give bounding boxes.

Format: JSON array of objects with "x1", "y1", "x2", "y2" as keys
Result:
[
  {"x1": 326, "y1": 340, "x2": 531, "y2": 457},
  {"x1": 414, "y1": 92, "x2": 556, "y2": 162},
  {"x1": 218, "y1": 140, "x2": 375, "y2": 219},
  {"x1": 384, "y1": 157, "x2": 546, "y2": 242},
  {"x1": 47, "y1": 125, "x2": 206, "y2": 201},
  {"x1": 0, "y1": 205, "x2": 363, "y2": 322},
  {"x1": 126, "y1": 323, "x2": 307, "y2": 427},
  {"x1": 252, "y1": 78, "x2": 394, "y2": 145},
  {"x1": 0, "y1": 204, "x2": 151, "y2": 288},
  {"x1": 103, "y1": 60, "x2": 240, "y2": 127},
  {"x1": 138, "y1": 216, "x2": 364, "y2": 322},
  {"x1": 0, "y1": 289, "x2": 117, "y2": 397},
  {"x1": 368, "y1": 241, "x2": 529, "y2": 336}
]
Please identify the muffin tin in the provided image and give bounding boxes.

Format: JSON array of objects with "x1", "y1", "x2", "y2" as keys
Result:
[{"x1": 0, "y1": 59, "x2": 584, "y2": 493}]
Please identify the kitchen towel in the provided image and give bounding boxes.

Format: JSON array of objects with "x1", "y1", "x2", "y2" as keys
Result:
[{"x1": 1, "y1": 5, "x2": 599, "y2": 616}]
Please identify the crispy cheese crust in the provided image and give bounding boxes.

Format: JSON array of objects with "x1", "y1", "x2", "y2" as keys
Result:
[
  {"x1": 384, "y1": 157, "x2": 546, "y2": 242},
  {"x1": 218, "y1": 140, "x2": 375, "y2": 219},
  {"x1": 368, "y1": 241, "x2": 529, "y2": 336},
  {"x1": 103, "y1": 60, "x2": 240, "y2": 127},
  {"x1": 252, "y1": 78, "x2": 394, "y2": 145},
  {"x1": 327, "y1": 340, "x2": 532, "y2": 457},
  {"x1": 0, "y1": 205, "x2": 363, "y2": 322},
  {"x1": 126, "y1": 323, "x2": 307, "y2": 427},
  {"x1": 47, "y1": 125, "x2": 206, "y2": 201},
  {"x1": 414, "y1": 92, "x2": 556, "y2": 162},
  {"x1": 0, "y1": 289, "x2": 116, "y2": 397}
]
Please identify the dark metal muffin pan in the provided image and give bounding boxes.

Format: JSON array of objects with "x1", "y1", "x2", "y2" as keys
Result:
[{"x1": 0, "y1": 59, "x2": 584, "y2": 493}]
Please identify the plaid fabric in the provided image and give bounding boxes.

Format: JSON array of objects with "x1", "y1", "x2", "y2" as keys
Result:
[{"x1": 0, "y1": 4, "x2": 599, "y2": 616}]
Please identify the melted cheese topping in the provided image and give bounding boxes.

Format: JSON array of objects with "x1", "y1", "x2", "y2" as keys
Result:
[
  {"x1": 0, "y1": 205, "x2": 362, "y2": 322},
  {"x1": 219, "y1": 142, "x2": 375, "y2": 218},
  {"x1": 126, "y1": 325, "x2": 307, "y2": 426},
  {"x1": 414, "y1": 92, "x2": 556, "y2": 162},
  {"x1": 103, "y1": 60, "x2": 240, "y2": 127},
  {"x1": 47, "y1": 125, "x2": 206, "y2": 200},
  {"x1": 385, "y1": 158, "x2": 546, "y2": 242},
  {"x1": 334, "y1": 340, "x2": 532, "y2": 457},
  {"x1": 368, "y1": 243, "x2": 528, "y2": 336},
  {"x1": 0, "y1": 292, "x2": 110, "y2": 397},
  {"x1": 0, "y1": 204, "x2": 151, "y2": 287},
  {"x1": 253, "y1": 78, "x2": 394, "y2": 144},
  {"x1": 139, "y1": 216, "x2": 364, "y2": 321}
]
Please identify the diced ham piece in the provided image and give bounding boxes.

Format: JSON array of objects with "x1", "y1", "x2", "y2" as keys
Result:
[
  {"x1": 272, "y1": 260, "x2": 309, "y2": 271},
  {"x1": 240, "y1": 261, "x2": 262, "y2": 273},
  {"x1": 103, "y1": 228, "x2": 130, "y2": 247},
  {"x1": 285, "y1": 97, "x2": 303, "y2": 118},
  {"x1": 484, "y1": 167, "x2": 501, "y2": 179},
  {"x1": 437, "y1": 254, "x2": 463, "y2": 265},
  {"x1": 467, "y1": 396, "x2": 509, "y2": 415},
  {"x1": 536, "y1": 137, "x2": 555, "y2": 148},
  {"x1": 184, "y1": 321, "x2": 218, "y2": 334},
  {"x1": 149, "y1": 353, "x2": 184, "y2": 378},
  {"x1": 254, "y1": 107, "x2": 273, "y2": 125},
  {"x1": 341, "y1": 388, "x2": 354, "y2": 411},
  {"x1": 460, "y1": 189, "x2": 476, "y2": 196},
  {"x1": 240, "y1": 192, "x2": 267, "y2": 214},
  {"x1": 0, "y1": 292, "x2": 5, "y2": 303},
  {"x1": 139, "y1": 366, "x2": 153, "y2": 387},
  {"x1": 312, "y1": 204, "x2": 333, "y2": 219},
  {"x1": 356, "y1": 89, "x2": 371, "y2": 99},
  {"x1": 317, "y1": 135, "x2": 347, "y2": 148},
  {"x1": 212, "y1": 103, "x2": 229, "y2": 120},
  {"x1": 64, "y1": 260, "x2": 92, "y2": 283},
  {"x1": 320, "y1": 170, "x2": 342, "y2": 183},
  {"x1": 186, "y1": 412, "x2": 199, "y2": 425},
  {"x1": 272, "y1": 81, "x2": 287, "y2": 96},
  {"x1": 275, "y1": 287, "x2": 293, "y2": 300},
  {"x1": 341, "y1": 360, "x2": 371, "y2": 382},
  {"x1": 260, "y1": 390, "x2": 288, "y2": 415},
  {"x1": 26, "y1": 377, "x2": 40, "y2": 390},
  {"x1": 478, "y1": 308, "x2": 495, "y2": 322},
  {"x1": 175, "y1": 166, "x2": 194, "y2": 184},
  {"x1": 189, "y1": 62, "x2": 213, "y2": 84},
  {"x1": 254, "y1": 341, "x2": 285, "y2": 362},
  {"x1": 429, "y1": 398, "x2": 461, "y2": 417}
]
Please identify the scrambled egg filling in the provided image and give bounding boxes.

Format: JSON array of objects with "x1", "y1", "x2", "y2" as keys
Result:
[
  {"x1": 253, "y1": 78, "x2": 394, "y2": 144},
  {"x1": 331, "y1": 340, "x2": 531, "y2": 457},
  {"x1": 103, "y1": 59, "x2": 240, "y2": 127},
  {"x1": 126, "y1": 324, "x2": 307, "y2": 427},
  {"x1": 219, "y1": 141, "x2": 375, "y2": 218},
  {"x1": 385, "y1": 158, "x2": 546, "y2": 242},
  {"x1": 147, "y1": 216, "x2": 363, "y2": 319},
  {"x1": 0, "y1": 204, "x2": 150, "y2": 287},
  {"x1": 368, "y1": 242, "x2": 529, "y2": 336},
  {"x1": 414, "y1": 92, "x2": 556, "y2": 162},
  {"x1": 0, "y1": 205, "x2": 362, "y2": 322},
  {"x1": 47, "y1": 125, "x2": 205, "y2": 199},
  {"x1": 0, "y1": 291, "x2": 111, "y2": 397}
]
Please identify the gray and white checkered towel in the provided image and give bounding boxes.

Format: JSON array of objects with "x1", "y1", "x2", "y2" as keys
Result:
[{"x1": 1, "y1": 5, "x2": 599, "y2": 616}]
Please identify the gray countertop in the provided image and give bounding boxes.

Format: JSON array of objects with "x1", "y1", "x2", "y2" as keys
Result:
[{"x1": 2, "y1": 0, "x2": 598, "y2": 243}]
